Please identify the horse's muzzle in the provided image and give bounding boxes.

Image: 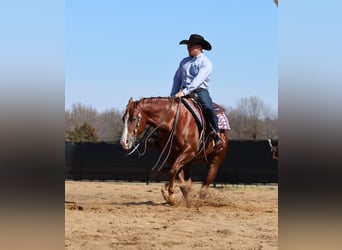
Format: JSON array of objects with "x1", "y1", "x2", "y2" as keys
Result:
[
  {"x1": 120, "y1": 136, "x2": 135, "y2": 151},
  {"x1": 120, "y1": 139, "x2": 130, "y2": 150}
]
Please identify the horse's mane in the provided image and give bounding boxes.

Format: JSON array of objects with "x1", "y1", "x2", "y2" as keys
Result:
[
  {"x1": 139, "y1": 97, "x2": 174, "y2": 104},
  {"x1": 138, "y1": 96, "x2": 226, "y2": 112}
]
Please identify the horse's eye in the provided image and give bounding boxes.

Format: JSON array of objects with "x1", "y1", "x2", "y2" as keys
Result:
[{"x1": 129, "y1": 118, "x2": 136, "y2": 123}]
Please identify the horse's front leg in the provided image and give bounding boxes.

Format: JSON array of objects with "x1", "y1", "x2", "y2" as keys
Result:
[
  {"x1": 166, "y1": 167, "x2": 179, "y2": 205},
  {"x1": 161, "y1": 163, "x2": 185, "y2": 206},
  {"x1": 161, "y1": 168, "x2": 180, "y2": 206},
  {"x1": 162, "y1": 153, "x2": 194, "y2": 206}
]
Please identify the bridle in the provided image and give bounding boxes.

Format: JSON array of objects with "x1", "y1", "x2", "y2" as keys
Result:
[
  {"x1": 126, "y1": 107, "x2": 143, "y2": 156},
  {"x1": 132, "y1": 111, "x2": 142, "y2": 137}
]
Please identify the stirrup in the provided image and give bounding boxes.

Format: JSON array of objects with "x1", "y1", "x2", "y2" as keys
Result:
[
  {"x1": 214, "y1": 139, "x2": 224, "y2": 151},
  {"x1": 209, "y1": 130, "x2": 216, "y2": 137}
]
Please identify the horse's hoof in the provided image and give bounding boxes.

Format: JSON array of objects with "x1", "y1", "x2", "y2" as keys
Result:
[
  {"x1": 180, "y1": 185, "x2": 193, "y2": 208},
  {"x1": 199, "y1": 188, "x2": 210, "y2": 199},
  {"x1": 161, "y1": 185, "x2": 169, "y2": 203},
  {"x1": 180, "y1": 185, "x2": 193, "y2": 196},
  {"x1": 161, "y1": 189, "x2": 176, "y2": 206},
  {"x1": 168, "y1": 194, "x2": 176, "y2": 206}
]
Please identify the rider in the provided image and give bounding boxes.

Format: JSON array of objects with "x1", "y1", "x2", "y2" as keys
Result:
[{"x1": 170, "y1": 34, "x2": 224, "y2": 150}]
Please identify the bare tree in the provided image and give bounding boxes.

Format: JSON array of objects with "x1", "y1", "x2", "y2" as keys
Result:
[
  {"x1": 236, "y1": 96, "x2": 262, "y2": 139},
  {"x1": 230, "y1": 96, "x2": 275, "y2": 140},
  {"x1": 225, "y1": 107, "x2": 247, "y2": 140},
  {"x1": 65, "y1": 103, "x2": 123, "y2": 142},
  {"x1": 274, "y1": 0, "x2": 278, "y2": 7},
  {"x1": 262, "y1": 115, "x2": 278, "y2": 139},
  {"x1": 65, "y1": 103, "x2": 99, "y2": 130},
  {"x1": 65, "y1": 103, "x2": 99, "y2": 141},
  {"x1": 97, "y1": 108, "x2": 123, "y2": 142}
]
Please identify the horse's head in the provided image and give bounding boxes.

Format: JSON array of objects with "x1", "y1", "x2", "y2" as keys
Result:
[{"x1": 120, "y1": 97, "x2": 146, "y2": 150}]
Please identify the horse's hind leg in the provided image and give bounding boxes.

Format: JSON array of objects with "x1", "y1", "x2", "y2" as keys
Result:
[
  {"x1": 200, "y1": 155, "x2": 225, "y2": 198},
  {"x1": 202, "y1": 163, "x2": 219, "y2": 189}
]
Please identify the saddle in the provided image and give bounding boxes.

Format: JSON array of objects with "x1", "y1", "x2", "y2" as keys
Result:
[
  {"x1": 181, "y1": 97, "x2": 205, "y2": 131},
  {"x1": 181, "y1": 97, "x2": 230, "y2": 134}
]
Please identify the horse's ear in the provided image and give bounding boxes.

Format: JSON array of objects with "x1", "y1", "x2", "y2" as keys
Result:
[{"x1": 125, "y1": 97, "x2": 134, "y2": 109}]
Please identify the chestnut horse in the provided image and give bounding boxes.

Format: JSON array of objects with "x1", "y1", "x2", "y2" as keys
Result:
[{"x1": 120, "y1": 97, "x2": 229, "y2": 205}]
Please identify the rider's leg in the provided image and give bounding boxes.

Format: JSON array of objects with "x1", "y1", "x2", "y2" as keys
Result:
[{"x1": 194, "y1": 89, "x2": 224, "y2": 149}]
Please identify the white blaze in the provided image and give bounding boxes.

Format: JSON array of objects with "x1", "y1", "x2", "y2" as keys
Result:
[{"x1": 120, "y1": 113, "x2": 129, "y2": 149}]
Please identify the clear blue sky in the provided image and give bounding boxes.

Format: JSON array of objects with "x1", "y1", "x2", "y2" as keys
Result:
[{"x1": 66, "y1": 1, "x2": 277, "y2": 112}]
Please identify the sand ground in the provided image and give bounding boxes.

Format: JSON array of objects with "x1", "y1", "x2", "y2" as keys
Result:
[{"x1": 65, "y1": 181, "x2": 278, "y2": 250}]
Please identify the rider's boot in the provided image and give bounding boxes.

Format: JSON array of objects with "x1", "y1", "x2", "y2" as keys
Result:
[{"x1": 209, "y1": 131, "x2": 224, "y2": 151}]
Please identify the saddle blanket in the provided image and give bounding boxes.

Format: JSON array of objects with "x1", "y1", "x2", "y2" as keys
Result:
[{"x1": 217, "y1": 113, "x2": 231, "y2": 130}]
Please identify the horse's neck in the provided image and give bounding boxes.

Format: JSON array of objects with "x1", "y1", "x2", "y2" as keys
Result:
[{"x1": 141, "y1": 99, "x2": 175, "y2": 128}]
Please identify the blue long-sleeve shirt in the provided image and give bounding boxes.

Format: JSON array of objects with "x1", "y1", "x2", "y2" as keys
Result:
[{"x1": 170, "y1": 53, "x2": 213, "y2": 96}]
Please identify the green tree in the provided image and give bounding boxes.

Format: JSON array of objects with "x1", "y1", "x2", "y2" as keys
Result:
[{"x1": 66, "y1": 122, "x2": 98, "y2": 142}]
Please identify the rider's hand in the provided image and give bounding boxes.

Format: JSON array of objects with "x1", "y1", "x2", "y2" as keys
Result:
[{"x1": 175, "y1": 92, "x2": 185, "y2": 98}]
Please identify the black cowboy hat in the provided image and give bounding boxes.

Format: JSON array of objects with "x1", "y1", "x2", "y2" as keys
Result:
[{"x1": 179, "y1": 34, "x2": 212, "y2": 50}]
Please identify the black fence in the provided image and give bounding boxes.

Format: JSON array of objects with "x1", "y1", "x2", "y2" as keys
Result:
[{"x1": 65, "y1": 140, "x2": 278, "y2": 184}]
